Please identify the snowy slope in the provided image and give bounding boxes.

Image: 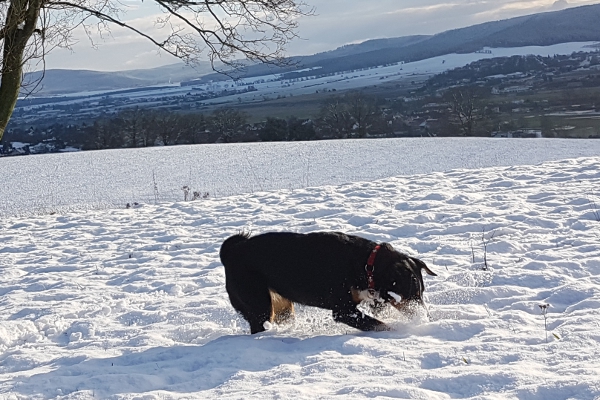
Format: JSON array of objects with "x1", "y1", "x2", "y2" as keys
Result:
[
  {"x1": 225, "y1": 42, "x2": 599, "y2": 103},
  {"x1": 1, "y1": 152, "x2": 600, "y2": 399},
  {"x1": 23, "y1": 42, "x2": 597, "y2": 108},
  {"x1": 146, "y1": 42, "x2": 600, "y2": 105},
  {"x1": 3, "y1": 138, "x2": 600, "y2": 218}
]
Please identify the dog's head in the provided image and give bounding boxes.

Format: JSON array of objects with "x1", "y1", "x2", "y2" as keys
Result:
[{"x1": 376, "y1": 245, "x2": 437, "y2": 312}]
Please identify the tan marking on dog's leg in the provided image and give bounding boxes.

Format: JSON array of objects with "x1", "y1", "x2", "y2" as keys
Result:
[
  {"x1": 269, "y1": 290, "x2": 295, "y2": 324},
  {"x1": 350, "y1": 287, "x2": 362, "y2": 304}
]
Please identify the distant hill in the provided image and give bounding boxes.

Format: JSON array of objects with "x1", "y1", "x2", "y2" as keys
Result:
[
  {"x1": 277, "y1": 4, "x2": 600, "y2": 79},
  {"x1": 22, "y1": 62, "x2": 216, "y2": 95},
  {"x1": 22, "y1": 36, "x2": 431, "y2": 95},
  {"x1": 199, "y1": 3, "x2": 600, "y2": 82},
  {"x1": 24, "y1": 4, "x2": 600, "y2": 95},
  {"x1": 179, "y1": 35, "x2": 432, "y2": 86}
]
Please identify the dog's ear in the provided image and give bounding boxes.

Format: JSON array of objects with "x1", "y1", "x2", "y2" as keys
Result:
[{"x1": 411, "y1": 257, "x2": 437, "y2": 276}]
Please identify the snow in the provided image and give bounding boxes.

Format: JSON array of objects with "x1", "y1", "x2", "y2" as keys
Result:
[
  {"x1": 3, "y1": 137, "x2": 600, "y2": 218},
  {"x1": 157, "y1": 42, "x2": 600, "y2": 106},
  {"x1": 1, "y1": 139, "x2": 600, "y2": 399},
  {"x1": 25, "y1": 42, "x2": 596, "y2": 108}
]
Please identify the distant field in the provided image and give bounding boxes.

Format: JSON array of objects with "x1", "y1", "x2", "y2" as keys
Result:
[
  {"x1": 192, "y1": 76, "x2": 427, "y2": 122},
  {"x1": 3, "y1": 138, "x2": 600, "y2": 218},
  {"x1": 225, "y1": 92, "x2": 328, "y2": 122}
]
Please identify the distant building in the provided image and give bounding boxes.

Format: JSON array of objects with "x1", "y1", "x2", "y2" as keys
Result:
[
  {"x1": 492, "y1": 85, "x2": 532, "y2": 95},
  {"x1": 1, "y1": 142, "x2": 30, "y2": 156},
  {"x1": 491, "y1": 129, "x2": 542, "y2": 138}
]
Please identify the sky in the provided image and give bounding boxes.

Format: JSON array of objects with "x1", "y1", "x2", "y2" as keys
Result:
[{"x1": 42, "y1": 0, "x2": 600, "y2": 72}]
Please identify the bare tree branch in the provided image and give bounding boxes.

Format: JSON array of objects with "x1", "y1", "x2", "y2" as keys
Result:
[
  {"x1": 0, "y1": 0, "x2": 313, "y2": 141},
  {"x1": 50, "y1": 1, "x2": 188, "y2": 60}
]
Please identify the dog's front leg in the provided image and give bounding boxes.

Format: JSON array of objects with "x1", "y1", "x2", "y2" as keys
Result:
[{"x1": 332, "y1": 305, "x2": 390, "y2": 332}]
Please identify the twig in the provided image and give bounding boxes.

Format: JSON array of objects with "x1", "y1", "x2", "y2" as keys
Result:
[
  {"x1": 152, "y1": 171, "x2": 159, "y2": 204},
  {"x1": 539, "y1": 303, "x2": 550, "y2": 343},
  {"x1": 481, "y1": 227, "x2": 496, "y2": 271},
  {"x1": 483, "y1": 304, "x2": 492, "y2": 317}
]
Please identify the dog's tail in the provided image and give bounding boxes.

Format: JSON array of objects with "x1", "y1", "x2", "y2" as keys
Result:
[{"x1": 219, "y1": 232, "x2": 251, "y2": 267}]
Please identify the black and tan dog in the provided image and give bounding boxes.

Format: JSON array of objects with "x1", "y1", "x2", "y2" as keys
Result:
[{"x1": 220, "y1": 231, "x2": 436, "y2": 334}]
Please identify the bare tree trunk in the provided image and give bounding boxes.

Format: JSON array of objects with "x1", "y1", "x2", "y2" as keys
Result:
[
  {"x1": 449, "y1": 88, "x2": 477, "y2": 136},
  {"x1": 0, "y1": 0, "x2": 41, "y2": 141},
  {"x1": 346, "y1": 91, "x2": 377, "y2": 138}
]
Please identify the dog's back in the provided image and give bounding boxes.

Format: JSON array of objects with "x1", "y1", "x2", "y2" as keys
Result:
[
  {"x1": 221, "y1": 231, "x2": 367, "y2": 282},
  {"x1": 220, "y1": 231, "x2": 369, "y2": 314}
]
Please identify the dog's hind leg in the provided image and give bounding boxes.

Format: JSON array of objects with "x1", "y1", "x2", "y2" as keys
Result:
[
  {"x1": 270, "y1": 290, "x2": 295, "y2": 325},
  {"x1": 225, "y1": 271, "x2": 273, "y2": 334}
]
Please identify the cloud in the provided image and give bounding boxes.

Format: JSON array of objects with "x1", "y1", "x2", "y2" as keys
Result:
[{"x1": 384, "y1": 2, "x2": 464, "y2": 15}]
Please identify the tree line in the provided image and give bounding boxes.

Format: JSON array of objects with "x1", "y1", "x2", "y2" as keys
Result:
[{"x1": 3, "y1": 91, "x2": 407, "y2": 154}]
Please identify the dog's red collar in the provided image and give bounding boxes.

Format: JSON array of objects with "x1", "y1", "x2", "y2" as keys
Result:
[{"x1": 365, "y1": 245, "x2": 381, "y2": 291}]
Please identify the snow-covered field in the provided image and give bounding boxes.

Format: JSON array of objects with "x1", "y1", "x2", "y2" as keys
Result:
[
  {"x1": 3, "y1": 138, "x2": 600, "y2": 218},
  {"x1": 224, "y1": 42, "x2": 598, "y2": 105},
  {"x1": 190, "y1": 42, "x2": 600, "y2": 108},
  {"x1": 1, "y1": 139, "x2": 600, "y2": 399},
  {"x1": 25, "y1": 42, "x2": 597, "y2": 109}
]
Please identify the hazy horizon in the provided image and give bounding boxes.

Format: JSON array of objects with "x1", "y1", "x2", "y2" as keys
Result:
[{"x1": 36, "y1": 0, "x2": 600, "y2": 73}]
